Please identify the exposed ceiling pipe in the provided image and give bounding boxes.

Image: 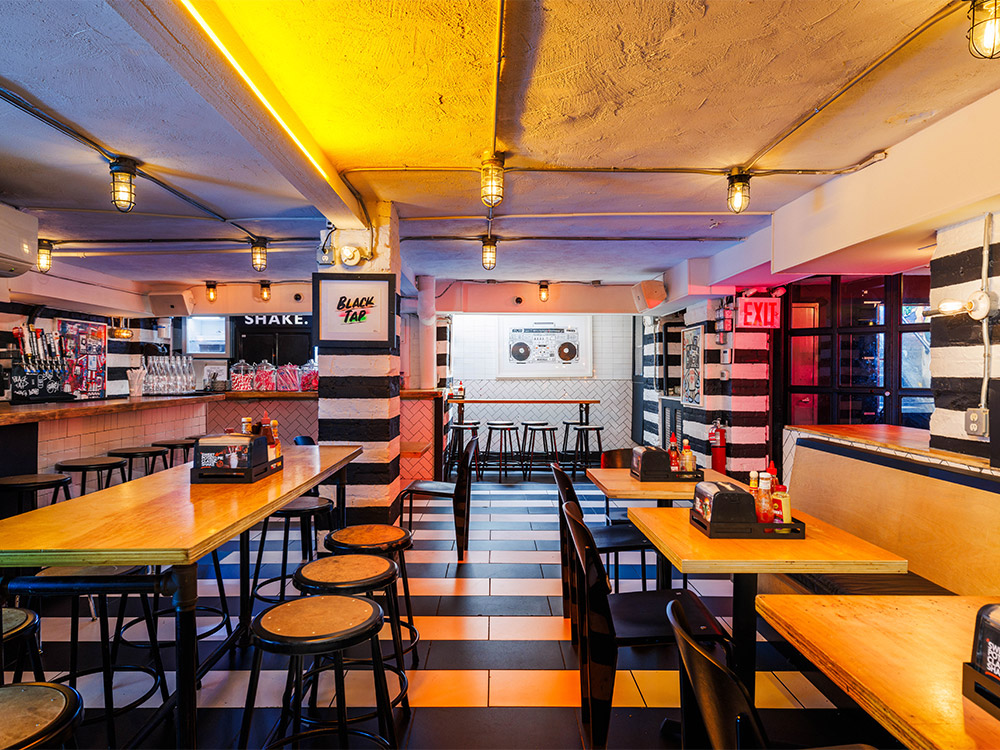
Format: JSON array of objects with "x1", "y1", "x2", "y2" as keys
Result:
[
  {"x1": 50, "y1": 236, "x2": 314, "y2": 246},
  {"x1": 52, "y1": 246, "x2": 311, "y2": 257},
  {"x1": 21, "y1": 207, "x2": 326, "y2": 223},
  {"x1": 491, "y1": 0, "x2": 506, "y2": 155},
  {"x1": 401, "y1": 235, "x2": 745, "y2": 243},
  {"x1": 401, "y1": 211, "x2": 771, "y2": 220}
]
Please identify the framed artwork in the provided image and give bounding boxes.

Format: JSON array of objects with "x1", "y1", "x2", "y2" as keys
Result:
[
  {"x1": 497, "y1": 315, "x2": 593, "y2": 379},
  {"x1": 312, "y1": 273, "x2": 396, "y2": 349},
  {"x1": 681, "y1": 324, "x2": 703, "y2": 406},
  {"x1": 57, "y1": 318, "x2": 107, "y2": 400}
]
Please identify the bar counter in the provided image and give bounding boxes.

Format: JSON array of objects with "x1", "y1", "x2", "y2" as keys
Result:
[{"x1": 0, "y1": 393, "x2": 225, "y2": 427}]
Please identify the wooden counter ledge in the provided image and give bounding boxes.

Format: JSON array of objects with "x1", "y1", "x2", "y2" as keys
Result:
[
  {"x1": 224, "y1": 391, "x2": 317, "y2": 400},
  {"x1": 0, "y1": 394, "x2": 225, "y2": 427}
]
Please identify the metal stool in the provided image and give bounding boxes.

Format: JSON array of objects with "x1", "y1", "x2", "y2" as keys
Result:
[
  {"x1": 484, "y1": 421, "x2": 521, "y2": 480},
  {"x1": 445, "y1": 421, "x2": 480, "y2": 479},
  {"x1": 325, "y1": 524, "x2": 419, "y2": 667},
  {"x1": 251, "y1": 497, "x2": 337, "y2": 604},
  {"x1": 0, "y1": 683, "x2": 83, "y2": 749},
  {"x1": 151, "y1": 438, "x2": 196, "y2": 467},
  {"x1": 571, "y1": 424, "x2": 604, "y2": 477},
  {"x1": 524, "y1": 425, "x2": 559, "y2": 480},
  {"x1": 238, "y1": 595, "x2": 397, "y2": 749},
  {"x1": 561, "y1": 419, "x2": 586, "y2": 460},
  {"x1": 54, "y1": 457, "x2": 127, "y2": 496},
  {"x1": 0, "y1": 474, "x2": 72, "y2": 514},
  {"x1": 0, "y1": 607, "x2": 45, "y2": 684},
  {"x1": 518, "y1": 421, "x2": 547, "y2": 478},
  {"x1": 107, "y1": 447, "x2": 169, "y2": 481}
]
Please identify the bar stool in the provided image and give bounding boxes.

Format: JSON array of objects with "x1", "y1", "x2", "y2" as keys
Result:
[
  {"x1": 445, "y1": 421, "x2": 480, "y2": 479},
  {"x1": 324, "y1": 524, "x2": 420, "y2": 666},
  {"x1": 571, "y1": 424, "x2": 604, "y2": 477},
  {"x1": 107, "y1": 446, "x2": 169, "y2": 481},
  {"x1": 151, "y1": 438, "x2": 196, "y2": 467},
  {"x1": 561, "y1": 419, "x2": 586, "y2": 460},
  {"x1": 523, "y1": 425, "x2": 559, "y2": 481},
  {"x1": 185, "y1": 434, "x2": 207, "y2": 440},
  {"x1": 484, "y1": 421, "x2": 521, "y2": 480},
  {"x1": 0, "y1": 474, "x2": 72, "y2": 514},
  {"x1": 518, "y1": 421, "x2": 547, "y2": 478},
  {"x1": 0, "y1": 683, "x2": 83, "y2": 749},
  {"x1": 251, "y1": 496, "x2": 337, "y2": 604},
  {"x1": 238, "y1": 595, "x2": 396, "y2": 750},
  {"x1": 1, "y1": 607, "x2": 45, "y2": 684},
  {"x1": 293, "y1": 555, "x2": 410, "y2": 715},
  {"x1": 54, "y1": 456, "x2": 127, "y2": 496}
]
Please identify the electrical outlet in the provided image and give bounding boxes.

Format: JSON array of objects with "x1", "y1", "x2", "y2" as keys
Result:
[{"x1": 966, "y1": 407, "x2": 990, "y2": 437}]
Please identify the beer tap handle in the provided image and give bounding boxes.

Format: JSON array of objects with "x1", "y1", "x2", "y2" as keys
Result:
[{"x1": 12, "y1": 326, "x2": 25, "y2": 366}]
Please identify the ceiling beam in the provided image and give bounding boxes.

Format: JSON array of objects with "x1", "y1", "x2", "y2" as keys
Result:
[{"x1": 108, "y1": 0, "x2": 368, "y2": 230}]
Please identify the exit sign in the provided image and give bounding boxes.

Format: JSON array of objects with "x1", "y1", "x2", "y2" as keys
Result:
[{"x1": 737, "y1": 297, "x2": 781, "y2": 328}]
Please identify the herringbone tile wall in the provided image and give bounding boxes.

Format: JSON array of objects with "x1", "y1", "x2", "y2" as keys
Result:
[
  {"x1": 206, "y1": 399, "x2": 318, "y2": 442},
  {"x1": 401, "y1": 398, "x2": 435, "y2": 480}
]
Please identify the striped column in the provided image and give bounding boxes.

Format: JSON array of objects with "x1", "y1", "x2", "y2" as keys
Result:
[
  {"x1": 641, "y1": 316, "x2": 664, "y2": 445},
  {"x1": 436, "y1": 315, "x2": 452, "y2": 389}
]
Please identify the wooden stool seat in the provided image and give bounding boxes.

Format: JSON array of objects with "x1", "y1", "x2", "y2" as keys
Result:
[
  {"x1": 3, "y1": 607, "x2": 36, "y2": 638},
  {"x1": 326, "y1": 523, "x2": 411, "y2": 553},
  {"x1": 55, "y1": 456, "x2": 128, "y2": 496},
  {"x1": 108, "y1": 446, "x2": 169, "y2": 481},
  {"x1": 254, "y1": 595, "x2": 382, "y2": 653},
  {"x1": 151, "y1": 439, "x2": 197, "y2": 467},
  {"x1": 0, "y1": 474, "x2": 72, "y2": 511},
  {"x1": 276, "y1": 496, "x2": 333, "y2": 515},
  {"x1": 294, "y1": 554, "x2": 397, "y2": 594},
  {"x1": 0, "y1": 683, "x2": 83, "y2": 750},
  {"x1": 185, "y1": 434, "x2": 207, "y2": 440}
]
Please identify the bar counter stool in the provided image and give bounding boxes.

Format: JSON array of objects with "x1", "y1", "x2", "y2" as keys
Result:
[
  {"x1": 0, "y1": 682, "x2": 83, "y2": 749},
  {"x1": 1, "y1": 607, "x2": 46, "y2": 684},
  {"x1": 107, "y1": 446, "x2": 169, "y2": 481},
  {"x1": 570, "y1": 424, "x2": 604, "y2": 477},
  {"x1": 324, "y1": 524, "x2": 420, "y2": 666},
  {"x1": 251, "y1": 496, "x2": 336, "y2": 604},
  {"x1": 561, "y1": 419, "x2": 586, "y2": 461},
  {"x1": 53, "y1": 457, "x2": 127, "y2": 496},
  {"x1": 484, "y1": 421, "x2": 521, "y2": 480},
  {"x1": 518, "y1": 421, "x2": 547, "y2": 477},
  {"x1": 0, "y1": 474, "x2": 71, "y2": 514},
  {"x1": 445, "y1": 421, "x2": 480, "y2": 479},
  {"x1": 523, "y1": 425, "x2": 558, "y2": 481},
  {"x1": 238, "y1": 595, "x2": 397, "y2": 750},
  {"x1": 151, "y1": 438, "x2": 196, "y2": 467}
]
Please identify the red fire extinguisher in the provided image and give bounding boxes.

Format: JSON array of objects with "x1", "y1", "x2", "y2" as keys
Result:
[{"x1": 708, "y1": 419, "x2": 727, "y2": 474}]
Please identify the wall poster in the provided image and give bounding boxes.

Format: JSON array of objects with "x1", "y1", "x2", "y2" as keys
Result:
[
  {"x1": 681, "y1": 324, "x2": 703, "y2": 406},
  {"x1": 312, "y1": 273, "x2": 396, "y2": 349},
  {"x1": 57, "y1": 318, "x2": 107, "y2": 400},
  {"x1": 497, "y1": 315, "x2": 593, "y2": 379}
]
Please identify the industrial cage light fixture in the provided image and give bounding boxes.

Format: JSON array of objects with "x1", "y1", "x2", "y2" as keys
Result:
[
  {"x1": 250, "y1": 238, "x2": 268, "y2": 272},
  {"x1": 482, "y1": 236, "x2": 497, "y2": 270},
  {"x1": 109, "y1": 157, "x2": 137, "y2": 212},
  {"x1": 205, "y1": 280, "x2": 218, "y2": 303},
  {"x1": 36, "y1": 239, "x2": 52, "y2": 274},
  {"x1": 970, "y1": 0, "x2": 1000, "y2": 58},
  {"x1": 538, "y1": 281, "x2": 549, "y2": 302},
  {"x1": 727, "y1": 169, "x2": 751, "y2": 214},
  {"x1": 259, "y1": 280, "x2": 271, "y2": 302},
  {"x1": 481, "y1": 153, "x2": 505, "y2": 207}
]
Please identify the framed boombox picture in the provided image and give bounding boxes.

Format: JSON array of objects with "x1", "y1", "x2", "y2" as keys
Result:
[{"x1": 497, "y1": 315, "x2": 593, "y2": 379}]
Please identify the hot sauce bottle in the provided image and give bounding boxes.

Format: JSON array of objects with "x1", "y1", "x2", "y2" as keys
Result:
[
  {"x1": 668, "y1": 432, "x2": 680, "y2": 472},
  {"x1": 756, "y1": 471, "x2": 774, "y2": 523}
]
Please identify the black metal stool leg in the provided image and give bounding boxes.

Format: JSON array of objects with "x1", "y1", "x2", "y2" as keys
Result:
[
  {"x1": 239, "y1": 647, "x2": 264, "y2": 749},
  {"x1": 333, "y1": 650, "x2": 349, "y2": 749},
  {"x1": 370, "y1": 635, "x2": 397, "y2": 748},
  {"x1": 97, "y1": 595, "x2": 117, "y2": 748},
  {"x1": 251, "y1": 517, "x2": 271, "y2": 596},
  {"x1": 211, "y1": 551, "x2": 233, "y2": 636},
  {"x1": 279, "y1": 517, "x2": 292, "y2": 601}
]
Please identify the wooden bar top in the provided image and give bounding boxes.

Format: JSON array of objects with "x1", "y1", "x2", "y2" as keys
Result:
[
  {"x1": 0, "y1": 445, "x2": 360, "y2": 566},
  {"x1": 449, "y1": 399, "x2": 600, "y2": 405},
  {"x1": 586, "y1": 467, "x2": 731, "y2": 500},
  {"x1": 628, "y1": 506, "x2": 908, "y2": 575},
  {"x1": 757, "y1": 595, "x2": 1000, "y2": 750},
  {"x1": 0, "y1": 394, "x2": 225, "y2": 427},
  {"x1": 224, "y1": 391, "x2": 317, "y2": 400},
  {"x1": 400, "y1": 389, "x2": 447, "y2": 400}
]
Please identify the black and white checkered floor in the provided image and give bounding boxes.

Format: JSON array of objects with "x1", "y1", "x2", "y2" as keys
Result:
[{"x1": 8, "y1": 477, "x2": 902, "y2": 748}]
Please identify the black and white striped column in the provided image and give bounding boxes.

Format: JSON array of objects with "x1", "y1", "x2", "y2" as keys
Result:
[{"x1": 436, "y1": 315, "x2": 452, "y2": 389}]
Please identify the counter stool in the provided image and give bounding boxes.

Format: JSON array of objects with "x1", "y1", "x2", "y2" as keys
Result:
[
  {"x1": 524, "y1": 425, "x2": 559, "y2": 481},
  {"x1": 185, "y1": 434, "x2": 207, "y2": 441},
  {"x1": 293, "y1": 555, "x2": 410, "y2": 716},
  {"x1": 0, "y1": 683, "x2": 83, "y2": 749},
  {"x1": 54, "y1": 457, "x2": 127, "y2": 496},
  {"x1": 324, "y1": 524, "x2": 419, "y2": 667},
  {"x1": 151, "y1": 438, "x2": 196, "y2": 467},
  {"x1": 571, "y1": 424, "x2": 604, "y2": 478},
  {"x1": 561, "y1": 419, "x2": 586, "y2": 460},
  {"x1": 0, "y1": 474, "x2": 72, "y2": 514},
  {"x1": 107, "y1": 446, "x2": 169, "y2": 481},
  {"x1": 238, "y1": 595, "x2": 396, "y2": 750},
  {"x1": 251, "y1": 496, "x2": 336, "y2": 604},
  {"x1": 484, "y1": 421, "x2": 521, "y2": 480},
  {"x1": 1, "y1": 607, "x2": 45, "y2": 684},
  {"x1": 445, "y1": 421, "x2": 480, "y2": 480}
]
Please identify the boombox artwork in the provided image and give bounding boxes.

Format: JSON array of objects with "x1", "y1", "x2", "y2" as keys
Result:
[
  {"x1": 497, "y1": 316, "x2": 593, "y2": 379},
  {"x1": 508, "y1": 326, "x2": 580, "y2": 366}
]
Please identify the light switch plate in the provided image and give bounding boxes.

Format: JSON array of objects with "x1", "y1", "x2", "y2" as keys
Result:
[{"x1": 966, "y1": 407, "x2": 990, "y2": 437}]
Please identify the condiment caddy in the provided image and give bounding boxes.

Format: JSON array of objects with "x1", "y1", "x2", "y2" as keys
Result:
[{"x1": 689, "y1": 461, "x2": 805, "y2": 539}]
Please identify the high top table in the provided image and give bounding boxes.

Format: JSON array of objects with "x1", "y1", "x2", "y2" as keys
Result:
[
  {"x1": 0, "y1": 444, "x2": 361, "y2": 748},
  {"x1": 449, "y1": 398, "x2": 599, "y2": 424}
]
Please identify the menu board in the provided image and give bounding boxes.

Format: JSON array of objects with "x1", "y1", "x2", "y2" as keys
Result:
[{"x1": 57, "y1": 319, "x2": 107, "y2": 400}]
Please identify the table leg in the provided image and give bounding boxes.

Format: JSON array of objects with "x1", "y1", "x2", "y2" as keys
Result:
[
  {"x1": 172, "y1": 563, "x2": 199, "y2": 748},
  {"x1": 731, "y1": 572, "x2": 758, "y2": 702},
  {"x1": 457, "y1": 403, "x2": 465, "y2": 423},
  {"x1": 239, "y1": 531, "x2": 252, "y2": 648},
  {"x1": 335, "y1": 466, "x2": 348, "y2": 529}
]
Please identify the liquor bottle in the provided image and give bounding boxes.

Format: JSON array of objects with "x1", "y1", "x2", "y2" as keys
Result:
[
  {"x1": 668, "y1": 432, "x2": 680, "y2": 472},
  {"x1": 680, "y1": 439, "x2": 696, "y2": 472},
  {"x1": 756, "y1": 472, "x2": 774, "y2": 523}
]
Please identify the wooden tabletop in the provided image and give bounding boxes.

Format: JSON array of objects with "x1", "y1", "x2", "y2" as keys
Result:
[
  {"x1": 0, "y1": 445, "x2": 361, "y2": 566},
  {"x1": 0, "y1": 394, "x2": 226, "y2": 427},
  {"x1": 401, "y1": 441, "x2": 432, "y2": 458},
  {"x1": 449, "y1": 399, "x2": 600, "y2": 404},
  {"x1": 627, "y1": 507, "x2": 908, "y2": 575},
  {"x1": 757, "y1": 595, "x2": 1000, "y2": 750},
  {"x1": 586, "y1": 467, "x2": 731, "y2": 500}
]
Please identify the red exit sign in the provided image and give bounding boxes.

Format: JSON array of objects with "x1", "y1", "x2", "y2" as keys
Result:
[{"x1": 737, "y1": 297, "x2": 781, "y2": 328}]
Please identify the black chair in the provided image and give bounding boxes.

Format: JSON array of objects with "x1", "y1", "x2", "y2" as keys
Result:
[
  {"x1": 667, "y1": 600, "x2": 875, "y2": 750},
  {"x1": 563, "y1": 500, "x2": 728, "y2": 750},
  {"x1": 598, "y1": 448, "x2": 633, "y2": 524},
  {"x1": 293, "y1": 435, "x2": 316, "y2": 445},
  {"x1": 0, "y1": 682, "x2": 83, "y2": 749}
]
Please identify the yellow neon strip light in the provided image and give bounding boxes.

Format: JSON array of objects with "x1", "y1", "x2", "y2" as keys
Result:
[{"x1": 178, "y1": 0, "x2": 331, "y2": 182}]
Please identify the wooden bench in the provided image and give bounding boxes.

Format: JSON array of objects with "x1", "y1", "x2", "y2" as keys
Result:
[{"x1": 759, "y1": 438, "x2": 1000, "y2": 597}]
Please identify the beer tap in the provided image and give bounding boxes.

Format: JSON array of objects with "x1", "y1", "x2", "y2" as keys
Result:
[
  {"x1": 52, "y1": 331, "x2": 67, "y2": 388},
  {"x1": 12, "y1": 326, "x2": 26, "y2": 369},
  {"x1": 25, "y1": 323, "x2": 39, "y2": 373}
]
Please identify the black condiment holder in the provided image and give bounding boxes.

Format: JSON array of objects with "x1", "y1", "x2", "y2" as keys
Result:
[
  {"x1": 690, "y1": 481, "x2": 805, "y2": 539},
  {"x1": 964, "y1": 663, "x2": 1000, "y2": 720}
]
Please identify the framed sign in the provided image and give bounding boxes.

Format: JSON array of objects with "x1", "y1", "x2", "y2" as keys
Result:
[
  {"x1": 681, "y1": 324, "x2": 703, "y2": 406},
  {"x1": 57, "y1": 318, "x2": 107, "y2": 400},
  {"x1": 313, "y1": 273, "x2": 396, "y2": 349},
  {"x1": 497, "y1": 315, "x2": 593, "y2": 379}
]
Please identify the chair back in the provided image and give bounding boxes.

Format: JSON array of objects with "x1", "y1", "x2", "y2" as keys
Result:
[
  {"x1": 293, "y1": 436, "x2": 316, "y2": 446},
  {"x1": 452, "y1": 439, "x2": 478, "y2": 559},
  {"x1": 666, "y1": 599, "x2": 769, "y2": 750},
  {"x1": 600, "y1": 448, "x2": 632, "y2": 469},
  {"x1": 550, "y1": 463, "x2": 578, "y2": 620}
]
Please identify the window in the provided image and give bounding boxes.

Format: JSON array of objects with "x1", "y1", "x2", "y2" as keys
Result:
[
  {"x1": 184, "y1": 316, "x2": 229, "y2": 356},
  {"x1": 784, "y1": 273, "x2": 931, "y2": 427}
]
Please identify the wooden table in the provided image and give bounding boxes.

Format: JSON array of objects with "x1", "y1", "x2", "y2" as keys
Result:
[
  {"x1": 0, "y1": 444, "x2": 361, "y2": 748},
  {"x1": 450, "y1": 398, "x2": 600, "y2": 425},
  {"x1": 587, "y1": 467, "x2": 729, "y2": 502},
  {"x1": 628, "y1": 506, "x2": 907, "y2": 699},
  {"x1": 757, "y1": 595, "x2": 1000, "y2": 750}
]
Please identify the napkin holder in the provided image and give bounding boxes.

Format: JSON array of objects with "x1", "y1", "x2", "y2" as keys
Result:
[
  {"x1": 963, "y1": 604, "x2": 1000, "y2": 720},
  {"x1": 690, "y1": 481, "x2": 805, "y2": 539},
  {"x1": 191, "y1": 434, "x2": 283, "y2": 484},
  {"x1": 630, "y1": 446, "x2": 703, "y2": 482}
]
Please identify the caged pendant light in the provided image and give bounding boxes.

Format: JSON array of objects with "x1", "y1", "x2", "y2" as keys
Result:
[
  {"x1": 250, "y1": 238, "x2": 268, "y2": 272},
  {"x1": 726, "y1": 169, "x2": 751, "y2": 214},
  {"x1": 538, "y1": 281, "x2": 549, "y2": 302},
  {"x1": 109, "y1": 157, "x2": 137, "y2": 212},
  {"x1": 482, "y1": 237, "x2": 497, "y2": 270},
  {"x1": 970, "y1": 0, "x2": 1000, "y2": 57},
  {"x1": 205, "y1": 280, "x2": 218, "y2": 303},
  {"x1": 36, "y1": 239, "x2": 53, "y2": 274},
  {"x1": 259, "y1": 280, "x2": 271, "y2": 302},
  {"x1": 481, "y1": 153, "x2": 505, "y2": 207}
]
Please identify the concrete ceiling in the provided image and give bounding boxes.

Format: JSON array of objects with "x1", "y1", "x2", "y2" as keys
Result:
[{"x1": 0, "y1": 0, "x2": 999, "y2": 288}]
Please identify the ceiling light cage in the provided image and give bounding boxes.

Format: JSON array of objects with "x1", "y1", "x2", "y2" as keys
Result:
[
  {"x1": 970, "y1": 0, "x2": 1000, "y2": 58},
  {"x1": 251, "y1": 238, "x2": 268, "y2": 272},
  {"x1": 109, "y1": 157, "x2": 137, "y2": 213},
  {"x1": 539, "y1": 281, "x2": 550, "y2": 302},
  {"x1": 482, "y1": 237, "x2": 497, "y2": 271},
  {"x1": 727, "y1": 169, "x2": 751, "y2": 214},
  {"x1": 206, "y1": 280, "x2": 218, "y2": 303},
  {"x1": 260, "y1": 280, "x2": 271, "y2": 302},
  {"x1": 110, "y1": 318, "x2": 134, "y2": 339},
  {"x1": 37, "y1": 239, "x2": 53, "y2": 274},
  {"x1": 481, "y1": 154, "x2": 505, "y2": 207}
]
